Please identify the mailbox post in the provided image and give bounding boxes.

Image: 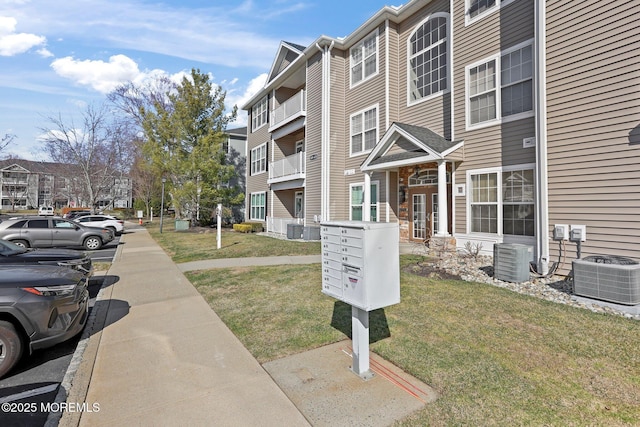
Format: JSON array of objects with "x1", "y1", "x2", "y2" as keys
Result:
[{"x1": 320, "y1": 221, "x2": 400, "y2": 378}]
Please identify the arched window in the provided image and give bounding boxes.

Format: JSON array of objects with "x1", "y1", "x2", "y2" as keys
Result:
[{"x1": 408, "y1": 14, "x2": 448, "y2": 103}]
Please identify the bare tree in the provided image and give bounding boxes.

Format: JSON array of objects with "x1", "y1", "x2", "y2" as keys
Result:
[
  {"x1": 0, "y1": 134, "x2": 15, "y2": 154},
  {"x1": 39, "y1": 104, "x2": 131, "y2": 211}
]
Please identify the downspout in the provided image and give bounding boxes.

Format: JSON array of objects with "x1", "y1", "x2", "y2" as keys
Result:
[
  {"x1": 449, "y1": 1, "x2": 456, "y2": 235},
  {"x1": 316, "y1": 40, "x2": 334, "y2": 222},
  {"x1": 535, "y1": 0, "x2": 550, "y2": 275}
]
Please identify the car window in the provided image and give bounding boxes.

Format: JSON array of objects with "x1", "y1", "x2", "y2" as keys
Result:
[
  {"x1": 27, "y1": 219, "x2": 49, "y2": 229},
  {"x1": 53, "y1": 219, "x2": 75, "y2": 228},
  {"x1": 76, "y1": 217, "x2": 89, "y2": 223},
  {"x1": 8, "y1": 220, "x2": 27, "y2": 229}
]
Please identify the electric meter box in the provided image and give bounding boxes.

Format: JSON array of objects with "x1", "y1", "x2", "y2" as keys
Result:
[{"x1": 320, "y1": 221, "x2": 400, "y2": 311}]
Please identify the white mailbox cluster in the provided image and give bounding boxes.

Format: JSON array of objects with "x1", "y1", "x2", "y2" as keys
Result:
[{"x1": 321, "y1": 221, "x2": 400, "y2": 311}]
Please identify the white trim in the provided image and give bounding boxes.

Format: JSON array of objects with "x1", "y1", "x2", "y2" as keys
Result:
[
  {"x1": 406, "y1": 12, "x2": 451, "y2": 107},
  {"x1": 465, "y1": 163, "x2": 536, "y2": 236},
  {"x1": 249, "y1": 191, "x2": 267, "y2": 221},
  {"x1": 350, "y1": 29, "x2": 380, "y2": 89},
  {"x1": 349, "y1": 180, "x2": 380, "y2": 221},
  {"x1": 465, "y1": 39, "x2": 535, "y2": 131},
  {"x1": 251, "y1": 95, "x2": 269, "y2": 132},
  {"x1": 250, "y1": 142, "x2": 268, "y2": 176},
  {"x1": 464, "y1": 0, "x2": 517, "y2": 27},
  {"x1": 349, "y1": 103, "x2": 379, "y2": 157}
]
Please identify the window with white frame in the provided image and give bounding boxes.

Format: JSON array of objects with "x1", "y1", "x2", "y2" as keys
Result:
[
  {"x1": 350, "y1": 182, "x2": 379, "y2": 221},
  {"x1": 469, "y1": 167, "x2": 534, "y2": 236},
  {"x1": 250, "y1": 143, "x2": 267, "y2": 175},
  {"x1": 350, "y1": 106, "x2": 378, "y2": 155},
  {"x1": 466, "y1": 0, "x2": 515, "y2": 23},
  {"x1": 408, "y1": 14, "x2": 448, "y2": 103},
  {"x1": 251, "y1": 95, "x2": 268, "y2": 131},
  {"x1": 250, "y1": 192, "x2": 266, "y2": 220},
  {"x1": 467, "y1": 41, "x2": 533, "y2": 128},
  {"x1": 350, "y1": 31, "x2": 378, "y2": 86}
]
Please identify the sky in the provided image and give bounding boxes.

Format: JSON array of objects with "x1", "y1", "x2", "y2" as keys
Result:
[{"x1": 0, "y1": 0, "x2": 397, "y2": 161}]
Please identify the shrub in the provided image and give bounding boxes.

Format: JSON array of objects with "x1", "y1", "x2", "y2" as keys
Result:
[{"x1": 233, "y1": 222, "x2": 264, "y2": 233}]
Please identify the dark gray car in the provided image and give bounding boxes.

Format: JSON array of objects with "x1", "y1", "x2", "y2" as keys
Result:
[
  {"x1": 0, "y1": 265, "x2": 89, "y2": 378},
  {"x1": 0, "y1": 216, "x2": 113, "y2": 250},
  {"x1": 0, "y1": 239, "x2": 93, "y2": 278}
]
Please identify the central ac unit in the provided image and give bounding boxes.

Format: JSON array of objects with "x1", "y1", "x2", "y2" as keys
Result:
[
  {"x1": 493, "y1": 243, "x2": 532, "y2": 283},
  {"x1": 573, "y1": 257, "x2": 640, "y2": 305}
]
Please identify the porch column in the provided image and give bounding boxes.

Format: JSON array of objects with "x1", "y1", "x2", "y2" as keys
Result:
[
  {"x1": 363, "y1": 172, "x2": 371, "y2": 221},
  {"x1": 436, "y1": 160, "x2": 449, "y2": 236}
]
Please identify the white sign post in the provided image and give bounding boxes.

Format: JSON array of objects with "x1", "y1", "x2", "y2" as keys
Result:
[{"x1": 216, "y1": 203, "x2": 222, "y2": 249}]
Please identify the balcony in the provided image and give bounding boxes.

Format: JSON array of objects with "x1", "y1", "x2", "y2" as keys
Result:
[
  {"x1": 269, "y1": 90, "x2": 306, "y2": 134},
  {"x1": 268, "y1": 152, "x2": 305, "y2": 187}
]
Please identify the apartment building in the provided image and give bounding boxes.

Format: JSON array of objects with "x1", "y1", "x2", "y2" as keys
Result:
[
  {"x1": 0, "y1": 159, "x2": 133, "y2": 211},
  {"x1": 243, "y1": 0, "x2": 640, "y2": 275}
]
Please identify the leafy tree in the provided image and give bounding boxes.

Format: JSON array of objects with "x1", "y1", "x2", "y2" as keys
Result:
[{"x1": 139, "y1": 68, "x2": 241, "y2": 222}]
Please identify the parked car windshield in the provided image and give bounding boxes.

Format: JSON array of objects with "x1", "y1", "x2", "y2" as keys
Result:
[{"x1": 0, "y1": 239, "x2": 28, "y2": 255}]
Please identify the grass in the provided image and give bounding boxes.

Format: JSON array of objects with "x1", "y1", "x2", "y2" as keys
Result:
[
  {"x1": 144, "y1": 220, "x2": 321, "y2": 263},
  {"x1": 150, "y1": 225, "x2": 640, "y2": 425}
]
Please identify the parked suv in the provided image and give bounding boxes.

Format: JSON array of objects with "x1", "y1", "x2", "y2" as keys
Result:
[
  {"x1": 0, "y1": 264, "x2": 89, "y2": 378},
  {"x1": 74, "y1": 214, "x2": 124, "y2": 235},
  {"x1": 0, "y1": 217, "x2": 114, "y2": 250},
  {"x1": 0, "y1": 239, "x2": 93, "y2": 278}
]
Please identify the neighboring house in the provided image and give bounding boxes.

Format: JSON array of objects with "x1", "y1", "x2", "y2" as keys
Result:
[
  {"x1": 0, "y1": 159, "x2": 133, "y2": 211},
  {"x1": 242, "y1": 0, "x2": 640, "y2": 275}
]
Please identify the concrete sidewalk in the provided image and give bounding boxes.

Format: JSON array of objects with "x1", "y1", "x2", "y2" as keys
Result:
[
  {"x1": 60, "y1": 227, "x2": 310, "y2": 427},
  {"x1": 59, "y1": 226, "x2": 435, "y2": 426}
]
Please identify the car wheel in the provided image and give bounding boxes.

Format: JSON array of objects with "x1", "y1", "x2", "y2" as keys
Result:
[
  {"x1": 107, "y1": 226, "x2": 117, "y2": 235},
  {"x1": 11, "y1": 240, "x2": 29, "y2": 248},
  {"x1": 84, "y1": 236, "x2": 103, "y2": 250},
  {"x1": 0, "y1": 321, "x2": 23, "y2": 378}
]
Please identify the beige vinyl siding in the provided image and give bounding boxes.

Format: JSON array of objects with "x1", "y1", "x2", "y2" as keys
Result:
[
  {"x1": 451, "y1": 0, "x2": 535, "y2": 235},
  {"x1": 328, "y1": 49, "x2": 348, "y2": 221},
  {"x1": 273, "y1": 87, "x2": 300, "y2": 110},
  {"x1": 396, "y1": 0, "x2": 451, "y2": 137},
  {"x1": 271, "y1": 190, "x2": 294, "y2": 219},
  {"x1": 245, "y1": 105, "x2": 271, "y2": 222},
  {"x1": 546, "y1": 0, "x2": 640, "y2": 263},
  {"x1": 386, "y1": 21, "x2": 400, "y2": 126},
  {"x1": 304, "y1": 51, "x2": 323, "y2": 222}
]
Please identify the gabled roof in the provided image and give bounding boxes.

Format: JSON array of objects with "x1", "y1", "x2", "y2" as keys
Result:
[
  {"x1": 361, "y1": 122, "x2": 464, "y2": 171},
  {"x1": 266, "y1": 41, "x2": 307, "y2": 85}
]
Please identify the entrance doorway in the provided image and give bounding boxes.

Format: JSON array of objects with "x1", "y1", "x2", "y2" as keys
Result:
[{"x1": 410, "y1": 188, "x2": 438, "y2": 241}]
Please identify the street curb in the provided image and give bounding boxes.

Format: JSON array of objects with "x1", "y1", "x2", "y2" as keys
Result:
[{"x1": 48, "y1": 236, "x2": 127, "y2": 427}]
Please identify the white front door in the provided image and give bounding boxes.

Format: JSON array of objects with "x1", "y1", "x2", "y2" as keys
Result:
[
  {"x1": 294, "y1": 191, "x2": 304, "y2": 218},
  {"x1": 412, "y1": 194, "x2": 426, "y2": 240}
]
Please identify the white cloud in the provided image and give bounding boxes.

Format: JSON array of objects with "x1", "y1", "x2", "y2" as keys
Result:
[
  {"x1": 36, "y1": 47, "x2": 53, "y2": 58},
  {"x1": 50, "y1": 54, "x2": 141, "y2": 94},
  {"x1": 225, "y1": 72, "x2": 268, "y2": 127},
  {"x1": 0, "y1": 16, "x2": 47, "y2": 56}
]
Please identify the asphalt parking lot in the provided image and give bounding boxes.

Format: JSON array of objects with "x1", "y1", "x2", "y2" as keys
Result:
[{"x1": 0, "y1": 230, "x2": 120, "y2": 426}]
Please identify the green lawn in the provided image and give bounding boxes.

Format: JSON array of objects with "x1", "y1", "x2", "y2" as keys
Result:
[
  {"x1": 150, "y1": 225, "x2": 640, "y2": 425},
  {"x1": 145, "y1": 221, "x2": 320, "y2": 263}
]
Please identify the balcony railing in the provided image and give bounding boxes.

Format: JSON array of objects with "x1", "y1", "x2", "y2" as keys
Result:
[
  {"x1": 270, "y1": 89, "x2": 306, "y2": 131},
  {"x1": 266, "y1": 216, "x2": 303, "y2": 236},
  {"x1": 268, "y1": 151, "x2": 305, "y2": 183}
]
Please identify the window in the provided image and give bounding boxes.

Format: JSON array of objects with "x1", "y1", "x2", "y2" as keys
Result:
[
  {"x1": 501, "y1": 45, "x2": 533, "y2": 117},
  {"x1": 409, "y1": 169, "x2": 450, "y2": 186},
  {"x1": 251, "y1": 96, "x2": 268, "y2": 131},
  {"x1": 469, "y1": 167, "x2": 534, "y2": 236},
  {"x1": 466, "y1": 0, "x2": 515, "y2": 23},
  {"x1": 27, "y1": 219, "x2": 49, "y2": 229},
  {"x1": 350, "y1": 31, "x2": 378, "y2": 86},
  {"x1": 250, "y1": 192, "x2": 266, "y2": 220},
  {"x1": 250, "y1": 143, "x2": 267, "y2": 175},
  {"x1": 350, "y1": 106, "x2": 378, "y2": 155},
  {"x1": 409, "y1": 15, "x2": 448, "y2": 103},
  {"x1": 350, "y1": 182, "x2": 379, "y2": 221},
  {"x1": 467, "y1": 41, "x2": 533, "y2": 128},
  {"x1": 502, "y1": 169, "x2": 534, "y2": 236},
  {"x1": 469, "y1": 60, "x2": 497, "y2": 125}
]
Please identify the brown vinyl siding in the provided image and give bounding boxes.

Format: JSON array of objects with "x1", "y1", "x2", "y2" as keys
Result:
[
  {"x1": 546, "y1": 0, "x2": 640, "y2": 263},
  {"x1": 328, "y1": 49, "x2": 347, "y2": 221},
  {"x1": 304, "y1": 51, "x2": 323, "y2": 223},
  {"x1": 396, "y1": 0, "x2": 451, "y2": 137},
  {"x1": 451, "y1": 0, "x2": 535, "y2": 235},
  {"x1": 244, "y1": 104, "x2": 271, "y2": 222}
]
